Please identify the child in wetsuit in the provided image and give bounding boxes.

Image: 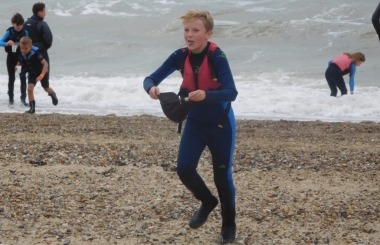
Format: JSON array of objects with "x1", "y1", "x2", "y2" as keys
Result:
[
  {"x1": 372, "y1": 2, "x2": 380, "y2": 42},
  {"x1": 143, "y1": 10, "x2": 238, "y2": 244},
  {"x1": 17, "y1": 36, "x2": 58, "y2": 113},
  {"x1": 0, "y1": 13, "x2": 28, "y2": 105},
  {"x1": 325, "y1": 52, "x2": 365, "y2": 97}
]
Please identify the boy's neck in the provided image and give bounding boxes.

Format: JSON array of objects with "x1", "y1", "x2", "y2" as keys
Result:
[{"x1": 191, "y1": 42, "x2": 209, "y2": 55}]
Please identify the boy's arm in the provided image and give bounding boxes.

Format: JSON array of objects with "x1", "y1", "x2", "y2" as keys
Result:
[
  {"x1": 143, "y1": 50, "x2": 185, "y2": 94},
  {"x1": 40, "y1": 22, "x2": 53, "y2": 49},
  {"x1": 36, "y1": 59, "x2": 49, "y2": 82},
  {"x1": 0, "y1": 31, "x2": 10, "y2": 47},
  {"x1": 17, "y1": 54, "x2": 23, "y2": 66},
  {"x1": 203, "y1": 49, "x2": 238, "y2": 103}
]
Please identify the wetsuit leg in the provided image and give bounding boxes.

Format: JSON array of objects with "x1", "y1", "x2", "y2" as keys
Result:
[
  {"x1": 206, "y1": 110, "x2": 236, "y2": 243},
  {"x1": 372, "y1": 2, "x2": 380, "y2": 41},
  {"x1": 177, "y1": 119, "x2": 215, "y2": 203},
  {"x1": 325, "y1": 64, "x2": 347, "y2": 97},
  {"x1": 177, "y1": 119, "x2": 219, "y2": 229},
  {"x1": 6, "y1": 54, "x2": 17, "y2": 99},
  {"x1": 20, "y1": 66, "x2": 27, "y2": 99},
  {"x1": 208, "y1": 119, "x2": 235, "y2": 220}
]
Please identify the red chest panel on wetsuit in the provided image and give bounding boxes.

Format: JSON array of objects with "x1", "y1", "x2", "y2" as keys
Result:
[{"x1": 181, "y1": 42, "x2": 221, "y2": 91}]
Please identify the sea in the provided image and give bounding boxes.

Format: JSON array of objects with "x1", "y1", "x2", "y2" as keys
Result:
[{"x1": 0, "y1": 0, "x2": 380, "y2": 122}]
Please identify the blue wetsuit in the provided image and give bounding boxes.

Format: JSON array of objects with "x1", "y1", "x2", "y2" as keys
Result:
[
  {"x1": 144, "y1": 42, "x2": 238, "y2": 226},
  {"x1": 325, "y1": 60, "x2": 356, "y2": 97}
]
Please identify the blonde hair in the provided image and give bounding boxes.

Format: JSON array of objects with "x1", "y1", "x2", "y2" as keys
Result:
[
  {"x1": 344, "y1": 52, "x2": 365, "y2": 63},
  {"x1": 179, "y1": 10, "x2": 214, "y2": 32},
  {"x1": 20, "y1": 36, "x2": 32, "y2": 46}
]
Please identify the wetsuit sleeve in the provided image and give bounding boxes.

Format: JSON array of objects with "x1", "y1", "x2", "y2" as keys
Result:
[
  {"x1": 372, "y1": 2, "x2": 380, "y2": 41},
  {"x1": 143, "y1": 49, "x2": 185, "y2": 94},
  {"x1": 349, "y1": 63, "x2": 356, "y2": 92},
  {"x1": 38, "y1": 21, "x2": 53, "y2": 49},
  {"x1": 0, "y1": 31, "x2": 10, "y2": 47},
  {"x1": 36, "y1": 51, "x2": 44, "y2": 62},
  {"x1": 203, "y1": 49, "x2": 238, "y2": 103}
]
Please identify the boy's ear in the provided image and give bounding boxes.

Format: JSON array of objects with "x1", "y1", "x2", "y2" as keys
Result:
[{"x1": 206, "y1": 30, "x2": 213, "y2": 39}]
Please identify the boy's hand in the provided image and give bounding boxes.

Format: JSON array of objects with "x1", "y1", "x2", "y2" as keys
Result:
[
  {"x1": 189, "y1": 90, "x2": 206, "y2": 101},
  {"x1": 36, "y1": 75, "x2": 44, "y2": 82},
  {"x1": 149, "y1": 86, "x2": 160, "y2": 99},
  {"x1": 6, "y1": 40, "x2": 14, "y2": 46}
]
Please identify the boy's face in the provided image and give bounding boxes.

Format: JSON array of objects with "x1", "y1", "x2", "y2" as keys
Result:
[
  {"x1": 355, "y1": 61, "x2": 363, "y2": 67},
  {"x1": 183, "y1": 18, "x2": 213, "y2": 53},
  {"x1": 13, "y1": 23, "x2": 23, "y2": 32},
  {"x1": 20, "y1": 44, "x2": 32, "y2": 55},
  {"x1": 38, "y1": 8, "x2": 46, "y2": 19}
]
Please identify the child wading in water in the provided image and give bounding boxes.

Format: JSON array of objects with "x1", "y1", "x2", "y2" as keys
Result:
[
  {"x1": 17, "y1": 36, "x2": 58, "y2": 113},
  {"x1": 143, "y1": 10, "x2": 238, "y2": 243},
  {"x1": 0, "y1": 13, "x2": 28, "y2": 105},
  {"x1": 325, "y1": 52, "x2": 365, "y2": 97}
]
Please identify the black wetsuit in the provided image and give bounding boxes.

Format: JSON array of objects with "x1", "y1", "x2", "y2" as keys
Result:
[
  {"x1": 19, "y1": 47, "x2": 49, "y2": 88},
  {"x1": 24, "y1": 15, "x2": 53, "y2": 83},
  {"x1": 372, "y1": 2, "x2": 380, "y2": 41},
  {"x1": 0, "y1": 27, "x2": 28, "y2": 101}
]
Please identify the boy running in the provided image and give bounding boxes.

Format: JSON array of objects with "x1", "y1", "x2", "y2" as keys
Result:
[
  {"x1": 143, "y1": 10, "x2": 238, "y2": 243},
  {"x1": 17, "y1": 36, "x2": 57, "y2": 113}
]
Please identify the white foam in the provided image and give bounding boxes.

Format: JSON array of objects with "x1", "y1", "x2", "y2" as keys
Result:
[
  {"x1": 81, "y1": 2, "x2": 130, "y2": 16},
  {"x1": 154, "y1": 0, "x2": 176, "y2": 4},
  {"x1": 214, "y1": 20, "x2": 240, "y2": 26},
  {"x1": 53, "y1": 9, "x2": 73, "y2": 17},
  {"x1": 233, "y1": 71, "x2": 380, "y2": 122},
  {"x1": 246, "y1": 7, "x2": 287, "y2": 13},
  {"x1": 2, "y1": 72, "x2": 380, "y2": 122}
]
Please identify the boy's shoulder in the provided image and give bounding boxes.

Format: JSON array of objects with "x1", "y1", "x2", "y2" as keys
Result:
[
  {"x1": 213, "y1": 48, "x2": 227, "y2": 60},
  {"x1": 171, "y1": 47, "x2": 188, "y2": 57}
]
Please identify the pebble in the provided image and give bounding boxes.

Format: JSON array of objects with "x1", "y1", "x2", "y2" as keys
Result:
[{"x1": 0, "y1": 114, "x2": 379, "y2": 244}]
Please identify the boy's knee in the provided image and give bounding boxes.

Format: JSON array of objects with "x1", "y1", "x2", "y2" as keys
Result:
[{"x1": 176, "y1": 166, "x2": 196, "y2": 179}]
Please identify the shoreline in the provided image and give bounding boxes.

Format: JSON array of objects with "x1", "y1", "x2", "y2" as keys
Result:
[
  {"x1": 0, "y1": 113, "x2": 379, "y2": 244},
  {"x1": 2, "y1": 110, "x2": 380, "y2": 124}
]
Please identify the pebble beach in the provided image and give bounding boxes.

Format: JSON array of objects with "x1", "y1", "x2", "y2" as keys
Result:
[{"x1": 0, "y1": 113, "x2": 379, "y2": 245}]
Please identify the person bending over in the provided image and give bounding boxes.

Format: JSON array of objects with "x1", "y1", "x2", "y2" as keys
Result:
[
  {"x1": 325, "y1": 52, "x2": 365, "y2": 97},
  {"x1": 17, "y1": 36, "x2": 57, "y2": 113}
]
